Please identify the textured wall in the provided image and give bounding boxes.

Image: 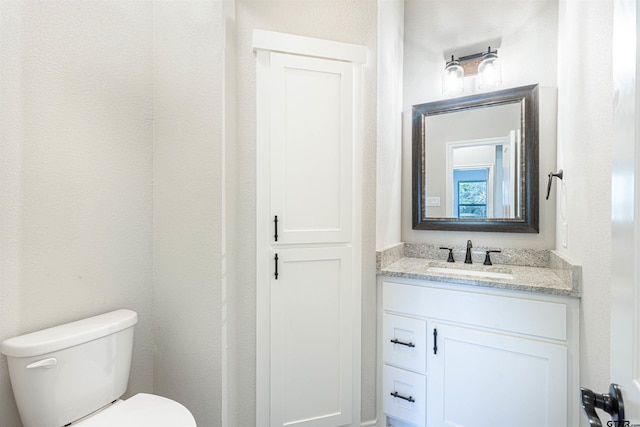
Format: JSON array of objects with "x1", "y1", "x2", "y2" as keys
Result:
[
  {"x1": 0, "y1": 1, "x2": 154, "y2": 425},
  {"x1": 556, "y1": 1, "x2": 613, "y2": 424},
  {"x1": 152, "y1": 1, "x2": 225, "y2": 426},
  {"x1": 234, "y1": 0, "x2": 378, "y2": 424},
  {"x1": 376, "y1": 0, "x2": 404, "y2": 251}
]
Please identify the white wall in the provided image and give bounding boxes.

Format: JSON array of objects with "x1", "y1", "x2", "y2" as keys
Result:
[
  {"x1": 0, "y1": 1, "x2": 154, "y2": 425},
  {"x1": 234, "y1": 1, "x2": 378, "y2": 424},
  {"x1": 377, "y1": 0, "x2": 404, "y2": 251},
  {"x1": 152, "y1": 2, "x2": 227, "y2": 426},
  {"x1": 401, "y1": 0, "x2": 558, "y2": 248},
  {"x1": 556, "y1": 1, "x2": 613, "y2": 423}
]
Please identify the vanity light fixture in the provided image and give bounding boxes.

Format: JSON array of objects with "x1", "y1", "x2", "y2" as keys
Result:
[
  {"x1": 442, "y1": 47, "x2": 502, "y2": 95},
  {"x1": 477, "y1": 47, "x2": 502, "y2": 89},
  {"x1": 442, "y1": 55, "x2": 464, "y2": 96}
]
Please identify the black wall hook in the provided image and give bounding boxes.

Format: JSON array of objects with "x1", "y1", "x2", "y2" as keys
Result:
[{"x1": 546, "y1": 169, "x2": 564, "y2": 200}]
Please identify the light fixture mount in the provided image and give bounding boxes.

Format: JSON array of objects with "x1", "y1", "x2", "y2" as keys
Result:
[
  {"x1": 457, "y1": 47, "x2": 498, "y2": 76},
  {"x1": 442, "y1": 47, "x2": 502, "y2": 94}
]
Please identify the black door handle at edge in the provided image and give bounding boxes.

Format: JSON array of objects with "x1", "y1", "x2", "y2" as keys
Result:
[{"x1": 580, "y1": 383, "x2": 625, "y2": 427}]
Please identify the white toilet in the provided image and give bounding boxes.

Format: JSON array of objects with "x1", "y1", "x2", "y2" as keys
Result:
[{"x1": 0, "y1": 309, "x2": 196, "y2": 427}]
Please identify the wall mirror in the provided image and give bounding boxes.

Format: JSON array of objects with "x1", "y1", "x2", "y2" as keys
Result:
[{"x1": 412, "y1": 84, "x2": 539, "y2": 232}]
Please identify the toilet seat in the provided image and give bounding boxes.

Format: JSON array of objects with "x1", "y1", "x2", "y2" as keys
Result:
[{"x1": 73, "y1": 393, "x2": 196, "y2": 427}]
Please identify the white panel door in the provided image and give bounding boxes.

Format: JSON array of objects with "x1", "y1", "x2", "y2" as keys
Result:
[
  {"x1": 427, "y1": 322, "x2": 567, "y2": 427},
  {"x1": 269, "y1": 53, "x2": 353, "y2": 244},
  {"x1": 270, "y1": 247, "x2": 353, "y2": 427}
]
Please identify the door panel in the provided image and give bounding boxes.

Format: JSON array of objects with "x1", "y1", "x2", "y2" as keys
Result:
[
  {"x1": 428, "y1": 322, "x2": 567, "y2": 427},
  {"x1": 269, "y1": 53, "x2": 353, "y2": 244},
  {"x1": 270, "y1": 247, "x2": 353, "y2": 427}
]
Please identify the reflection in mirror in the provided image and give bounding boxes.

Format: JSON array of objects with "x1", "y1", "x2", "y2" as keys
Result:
[{"x1": 412, "y1": 84, "x2": 539, "y2": 232}]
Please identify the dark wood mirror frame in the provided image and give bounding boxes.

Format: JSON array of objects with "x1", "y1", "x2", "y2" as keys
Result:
[{"x1": 412, "y1": 84, "x2": 539, "y2": 233}]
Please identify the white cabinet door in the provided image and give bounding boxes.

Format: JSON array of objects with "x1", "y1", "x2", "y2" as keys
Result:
[
  {"x1": 269, "y1": 52, "x2": 353, "y2": 244},
  {"x1": 270, "y1": 247, "x2": 353, "y2": 427},
  {"x1": 427, "y1": 322, "x2": 567, "y2": 427},
  {"x1": 256, "y1": 30, "x2": 365, "y2": 427}
]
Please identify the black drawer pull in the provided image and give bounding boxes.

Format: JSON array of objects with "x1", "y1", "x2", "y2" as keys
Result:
[
  {"x1": 390, "y1": 338, "x2": 415, "y2": 348},
  {"x1": 390, "y1": 391, "x2": 415, "y2": 403}
]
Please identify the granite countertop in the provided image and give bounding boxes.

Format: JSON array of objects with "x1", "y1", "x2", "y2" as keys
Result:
[{"x1": 377, "y1": 243, "x2": 582, "y2": 297}]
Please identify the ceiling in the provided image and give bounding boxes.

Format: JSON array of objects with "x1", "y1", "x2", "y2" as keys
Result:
[{"x1": 404, "y1": 0, "x2": 558, "y2": 59}]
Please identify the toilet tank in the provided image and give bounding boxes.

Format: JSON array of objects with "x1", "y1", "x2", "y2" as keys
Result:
[{"x1": 0, "y1": 309, "x2": 138, "y2": 427}]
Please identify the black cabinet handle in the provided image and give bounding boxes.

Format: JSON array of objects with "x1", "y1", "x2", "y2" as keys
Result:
[
  {"x1": 433, "y1": 328, "x2": 438, "y2": 354},
  {"x1": 274, "y1": 253, "x2": 279, "y2": 280},
  {"x1": 274, "y1": 215, "x2": 279, "y2": 241},
  {"x1": 390, "y1": 338, "x2": 415, "y2": 348},
  {"x1": 390, "y1": 391, "x2": 415, "y2": 403}
]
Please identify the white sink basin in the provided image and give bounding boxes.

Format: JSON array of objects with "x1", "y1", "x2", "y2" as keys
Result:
[{"x1": 427, "y1": 266, "x2": 514, "y2": 280}]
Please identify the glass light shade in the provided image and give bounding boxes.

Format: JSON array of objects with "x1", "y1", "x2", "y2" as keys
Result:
[
  {"x1": 442, "y1": 58, "x2": 464, "y2": 96},
  {"x1": 477, "y1": 51, "x2": 502, "y2": 89}
]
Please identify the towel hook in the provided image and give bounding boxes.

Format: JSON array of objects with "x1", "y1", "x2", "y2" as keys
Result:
[{"x1": 546, "y1": 169, "x2": 563, "y2": 200}]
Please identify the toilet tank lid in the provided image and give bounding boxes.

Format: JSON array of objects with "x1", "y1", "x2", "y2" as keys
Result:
[{"x1": 0, "y1": 309, "x2": 138, "y2": 358}]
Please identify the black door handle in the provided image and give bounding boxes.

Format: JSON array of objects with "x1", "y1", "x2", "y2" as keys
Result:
[
  {"x1": 433, "y1": 328, "x2": 438, "y2": 354},
  {"x1": 580, "y1": 383, "x2": 625, "y2": 427},
  {"x1": 274, "y1": 253, "x2": 279, "y2": 280},
  {"x1": 274, "y1": 216, "x2": 279, "y2": 241}
]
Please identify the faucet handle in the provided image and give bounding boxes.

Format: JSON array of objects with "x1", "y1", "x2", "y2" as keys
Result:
[
  {"x1": 439, "y1": 247, "x2": 455, "y2": 263},
  {"x1": 483, "y1": 250, "x2": 501, "y2": 266}
]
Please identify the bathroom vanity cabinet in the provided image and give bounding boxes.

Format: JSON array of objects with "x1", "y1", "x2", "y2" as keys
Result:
[{"x1": 380, "y1": 278, "x2": 579, "y2": 427}]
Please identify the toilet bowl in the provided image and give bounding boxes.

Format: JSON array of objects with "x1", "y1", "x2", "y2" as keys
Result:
[{"x1": 0, "y1": 310, "x2": 196, "y2": 427}]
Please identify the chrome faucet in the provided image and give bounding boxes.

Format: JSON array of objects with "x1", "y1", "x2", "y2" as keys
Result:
[{"x1": 465, "y1": 240, "x2": 473, "y2": 264}]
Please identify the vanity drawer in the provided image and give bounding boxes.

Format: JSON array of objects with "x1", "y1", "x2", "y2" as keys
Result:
[
  {"x1": 383, "y1": 314, "x2": 427, "y2": 373},
  {"x1": 383, "y1": 365, "x2": 426, "y2": 427}
]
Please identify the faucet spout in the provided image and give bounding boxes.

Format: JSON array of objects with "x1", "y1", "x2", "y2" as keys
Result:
[{"x1": 465, "y1": 240, "x2": 473, "y2": 264}]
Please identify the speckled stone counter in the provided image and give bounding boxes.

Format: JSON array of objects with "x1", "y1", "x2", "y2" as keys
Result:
[{"x1": 377, "y1": 243, "x2": 581, "y2": 297}]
